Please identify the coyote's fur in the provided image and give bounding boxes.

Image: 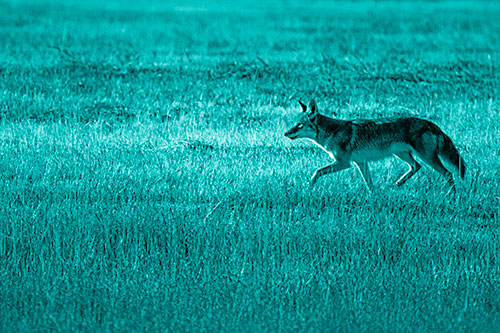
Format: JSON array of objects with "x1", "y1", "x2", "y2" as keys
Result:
[{"x1": 285, "y1": 99, "x2": 465, "y2": 191}]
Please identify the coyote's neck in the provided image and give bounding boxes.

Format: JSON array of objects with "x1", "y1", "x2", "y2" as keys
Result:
[{"x1": 314, "y1": 114, "x2": 344, "y2": 145}]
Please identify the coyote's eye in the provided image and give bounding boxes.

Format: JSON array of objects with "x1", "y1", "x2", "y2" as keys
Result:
[{"x1": 297, "y1": 124, "x2": 303, "y2": 129}]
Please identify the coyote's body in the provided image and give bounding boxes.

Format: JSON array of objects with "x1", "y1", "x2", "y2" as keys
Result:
[{"x1": 285, "y1": 99, "x2": 465, "y2": 191}]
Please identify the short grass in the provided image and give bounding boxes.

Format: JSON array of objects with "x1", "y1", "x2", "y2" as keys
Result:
[{"x1": 1, "y1": 0, "x2": 500, "y2": 331}]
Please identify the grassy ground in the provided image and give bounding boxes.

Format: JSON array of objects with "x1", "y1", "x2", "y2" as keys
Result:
[{"x1": 1, "y1": 0, "x2": 500, "y2": 331}]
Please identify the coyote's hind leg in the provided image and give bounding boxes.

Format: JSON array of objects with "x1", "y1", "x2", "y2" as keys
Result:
[{"x1": 395, "y1": 152, "x2": 421, "y2": 187}]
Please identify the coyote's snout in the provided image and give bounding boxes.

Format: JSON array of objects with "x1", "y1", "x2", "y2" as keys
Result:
[{"x1": 285, "y1": 99, "x2": 465, "y2": 191}]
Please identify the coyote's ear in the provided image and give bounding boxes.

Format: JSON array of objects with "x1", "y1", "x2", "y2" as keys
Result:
[
  {"x1": 298, "y1": 100, "x2": 307, "y2": 112},
  {"x1": 309, "y1": 99, "x2": 318, "y2": 115}
]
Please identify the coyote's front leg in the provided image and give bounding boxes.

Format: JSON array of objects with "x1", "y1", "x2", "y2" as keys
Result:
[
  {"x1": 354, "y1": 161, "x2": 374, "y2": 192},
  {"x1": 310, "y1": 161, "x2": 350, "y2": 187}
]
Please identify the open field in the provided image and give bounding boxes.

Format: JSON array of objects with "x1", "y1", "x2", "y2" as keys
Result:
[{"x1": 1, "y1": 0, "x2": 500, "y2": 331}]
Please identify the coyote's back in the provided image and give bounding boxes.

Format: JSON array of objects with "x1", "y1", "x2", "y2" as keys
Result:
[{"x1": 285, "y1": 99, "x2": 465, "y2": 191}]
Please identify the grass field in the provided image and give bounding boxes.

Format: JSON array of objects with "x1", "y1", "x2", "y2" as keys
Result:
[{"x1": 1, "y1": 0, "x2": 500, "y2": 331}]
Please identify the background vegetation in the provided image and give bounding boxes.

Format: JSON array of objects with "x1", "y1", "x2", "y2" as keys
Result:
[{"x1": 0, "y1": 0, "x2": 499, "y2": 331}]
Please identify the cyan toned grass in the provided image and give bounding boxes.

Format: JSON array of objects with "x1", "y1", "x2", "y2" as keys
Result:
[
  {"x1": 1, "y1": 116, "x2": 499, "y2": 331},
  {"x1": 1, "y1": 0, "x2": 500, "y2": 331}
]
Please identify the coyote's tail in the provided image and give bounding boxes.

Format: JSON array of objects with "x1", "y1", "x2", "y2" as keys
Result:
[{"x1": 438, "y1": 134, "x2": 466, "y2": 179}]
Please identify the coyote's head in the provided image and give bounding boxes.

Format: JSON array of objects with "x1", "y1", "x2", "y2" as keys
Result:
[{"x1": 284, "y1": 99, "x2": 319, "y2": 140}]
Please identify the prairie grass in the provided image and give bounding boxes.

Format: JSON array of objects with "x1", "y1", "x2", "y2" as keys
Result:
[{"x1": 1, "y1": 0, "x2": 500, "y2": 331}]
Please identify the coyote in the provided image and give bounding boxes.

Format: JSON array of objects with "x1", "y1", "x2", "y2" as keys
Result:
[{"x1": 285, "y1": 99, "x2": 465, "y2": 191}]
